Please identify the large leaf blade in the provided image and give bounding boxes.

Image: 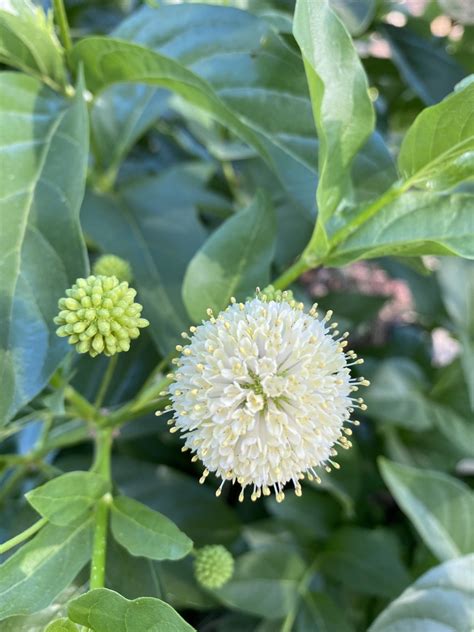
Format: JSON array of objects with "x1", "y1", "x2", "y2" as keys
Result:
[
  {"x1": 369, "y1": 555, "x2": 474, "y2": 632},
  {"x1": 0, "y1": 72, "x2": 88, "y2": 425},
  {"x1": 398, "y1": 81, "x2": 474, "y2": 190},
  {"x1": 0, "y1": 521, "x2": 93, "y2": 620},
  {"x1": 182, "y1": 191, "x2": 276, "y2": 322},
  {"x1": 379, "y1": 458, "x2": 474, "y2": 561},
  {"x1": 68, "y1": 588, "x2": 194, "y2": 632},
  {"x1": 293, "y1": 0, "x2": 374, "y2": 226}
]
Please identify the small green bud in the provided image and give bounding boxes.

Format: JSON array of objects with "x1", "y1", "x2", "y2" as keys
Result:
[
  {"x1": 93, "y1": 254, "x2": 132, "y2": 283},
  {"x1": 54, "y1": 275, "x2": 149, "y2": 357},
  {"x1": 194, "y1": 545, "x2": 234, "y2": 589},
  {"x1": 256, "y1": 285, "x2": 294, "y2": 304}
]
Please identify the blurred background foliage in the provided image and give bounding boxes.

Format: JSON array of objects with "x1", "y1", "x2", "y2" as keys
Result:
[{"x1": 0, "y1": 0, "x2": 473, "y2": 630}]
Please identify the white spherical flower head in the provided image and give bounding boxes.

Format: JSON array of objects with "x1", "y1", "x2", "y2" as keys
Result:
[{"x1": 161, "y1": 294, "x2": 368, "y2": 502}]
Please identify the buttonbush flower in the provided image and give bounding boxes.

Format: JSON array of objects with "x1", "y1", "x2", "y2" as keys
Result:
[
  {"x1": 93, "y1": 254, "x2": 132, "y2": 284},
  {"x1": 160, "y1": 291, "x2": 368, "y2": 502},
  {"x1": 194, "y1": 545, "x2": 234, "y2": 589},
  {"x1": 54, "y1": 275, "x2": 149, "y2": 357}
]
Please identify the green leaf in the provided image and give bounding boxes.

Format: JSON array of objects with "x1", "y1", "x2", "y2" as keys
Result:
[
  {"x1": 0, "y1": 72, "x2": 88, "y2": 426},
  {"x1": 25, "y1": 472, "x2": 110, "y2": 526},
  {"x1": 44, "y1": 619, "x2": 78, "y2": 632},
  {"x1": 319, "y1": 527, "x2": 410, "y2": 598},
  {"x1": 215, "y1": 547, "x2": 306, "y2": 619},
  {"x1": 369, "y1": 554, "x2": 474, "y2": 632},
  {"x1": 438, "y1": 258, "x2": 474, "y2": 410},
  {"x1": 81, "y1": 165, "x2": 212, "y2": 354},
  {"x1": 0, "y1": 0, "x2": 65, "y2": 90},
  {"x1": 327, "y1": 192, "x2": 474, "y2": 266},
  {"x1": 295, "y1": 592, "x2": 355, "y2": 632},
  {"x1": 70, "y1": 36, "x2": 271, "y2": 163},
  {"x1": 110, "y1": 495, "x2": 193, "y2": 561},
  {"x1": 182, "y1": 191, "x2": 276, "y2": 321},
  {"x1": 293, "y1": 0, "x2": 374, "y2": 227},
  {"x1": 379, "y1": 458, "x2": 474, "y2": 561},
  {"x1": 381, "y1": 23, "x2": 467, "y2": 105},
  {"x1": 0, "y1": 521, "x2": 93, "y2": 620},
  {"x1": 112, "y1": 459, "x2": 240, "y2": 546},
  {"x1": 398, "y1": 81, "x2": 474, "y2": 190},
  {"x1": 68, "y1": 588, "x2": 195, "y2": 632},
  {"x1": 106, "y1": 538, "x2": 162, "y2": 600},
  {"x1": 107, "y1": 4, "x2": 317, "y2": 207},
  {"x1": 329, "y1": 0, "x2": 375, "y2": 36}
]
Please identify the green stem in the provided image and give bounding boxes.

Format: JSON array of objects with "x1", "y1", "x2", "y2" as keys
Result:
[
  {"x1": 53, "y1": 0, "x2": 73, "y2": 52},
  {"x1": 90, "y1": 428, "x2": 113, "y2": 590},
  {"x1": 94, "y1": 355, "x2": 118, "y2": 409},
  {"x1": 0, "y1": 517, "x2": 47, "y2": 555},
  {"x1": 272, "y1": 256, "x2": 311, "y2": 291}
]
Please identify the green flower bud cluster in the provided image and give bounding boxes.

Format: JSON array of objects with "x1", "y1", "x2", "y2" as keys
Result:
[
  {"x1": 257, "y1": 285, "x2": 294, "y2": 303},
  {"x1": 194, "y1": 545, "x2": 234, "y2": 589},
  {"x1": 93, "y1": 254, "x2": 132, "y2": 284},
  {"x1": 54, "y1": 275, "x2": 149, "y2": 357}
]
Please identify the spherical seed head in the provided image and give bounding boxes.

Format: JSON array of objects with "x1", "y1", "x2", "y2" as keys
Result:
[
  {"x1": 194, "y1": 545, "x2": 234, "y2": 589},
  {"x1": 54, "y1": 275, "x2": 149, "y2": 357},
  {"x1": 93, "y1": 254, "x2": 132, "y2": 283},
  {"x1": 167, "y1": 295, "x2": 365, "y2": 500}
]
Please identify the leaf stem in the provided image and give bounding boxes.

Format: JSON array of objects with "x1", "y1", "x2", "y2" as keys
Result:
[
  {"x1": 280, "y1": 559, "x2": 318, "y2": 632},
  {"x1": 53, "y1": 0, "x2": 73, "y2": 52},
  {"x1": 90, "y1": 427, "x2": 113, "y2": 590},
  {"x1": 272, "y1": 256, "x2": 311, "y2": 291},
  {"x1": 0, "y1": 517, "x2": 48, "y2": 555},
  {"x1": 94, "y1": 355, "x2": 118, "y2": 409}
]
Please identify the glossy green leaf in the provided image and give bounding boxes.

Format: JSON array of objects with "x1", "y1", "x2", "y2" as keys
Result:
[
  {"x1": 182, "y1": 191, "x2": 276, "y2": 321},
  {"x1": 81, "y1": 165, "x2": 211, "y2": 354},
  {"x1": 398, "y1": 81, "x2": 474, "y2": 190},
  {"x1": 106, "y1": 538, "x2": 162, "y2": 600},
  {"x1": 293, "y1": 0, "x2": 374, "y2": 228},
  {"x1": 44, "y1": 619, "x2": 78, "y2": 632},
  {"x1": 381, "y1": 24, "x2": 467, "y2": 105},
  {"x1": 215, "y1": 547, "x2": 305, "y2": 619},
  {"x1": 0, "y1": 521, "x2": 93, "y2": 620},
  {"x1": 319, "y1": 527, "x2": 410, "y2": 598},
  {"x1": 0, "y1": 72, "x2": 88, "y2": 426},
  {"x1": 110, "y1": 495, "x2": 193, "y2": 561},
  {"x1": 25, "y1": 472, "x2": 110, "y2": 526},
  {"x1": 0, "y1": 0, "x2": 65, "y2": 90},
  {"x1": 70, "y1": 36, "x2": 272, "y2": 163},
  {"x1": 327, "y1": 192, "x2": 474, "y2": 266},
  {"x1": 379, "y1": 458, "x2": 474, "y2": 561},
  {"x1": 68, "y1": 588, "x2": 195, "y2": 632},
  {"x1": 369, "y1": 555, "x2": 474, "y2": 632},
  {"x1": 108, "y1": 3, "x2": 317, "y2": 207}
]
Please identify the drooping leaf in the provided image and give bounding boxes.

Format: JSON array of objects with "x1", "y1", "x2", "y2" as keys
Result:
[
  {"x1": 327, "y1": 192, "x2": 474, "y2": 266},
  {"x1": 369, "y1": 554, "x2": 474, "y2": 632},
  {"x1": 379, "y1": 458, "x2": 474, "y2": 561},
  {"x1": 110, "y1": 495, "x2": 193, "y2": 561},
  {"x1": 182, "y1": 191, "x2": 276, "y2": 321},
  {"x1": 293, "y1": 0, "x2": 374, "y2": 234},
  {"x1": 68, "y1": 588, "x2": 195, "y2": 632},
  {"x1": 25, "y1": 472, "x2": 110, "y2": 526},
  {"x1": 0, "y1": 72, "x2": 88, "y2": 426},
  {"x1": 398, "y1": 81, "x2": 474, "y2": 190},
  {"x1": 81, "y1": 164, "x2": 212, "y2": 354},
  {"x1": 381, "y1": 23, "x2": 467, "y2": 105},
  {"x1": 318, "y1": 527, "x2": 410, "y2": 598},
  {"x1": 0, "y1": 0, "x2": 65, "y2": 90},
  {"x1": 0, "y1": 521, "x2": 93, "y2": 620},
  {"x1": 215, "y1": 547, "x2": 306, "y2": 619}
]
